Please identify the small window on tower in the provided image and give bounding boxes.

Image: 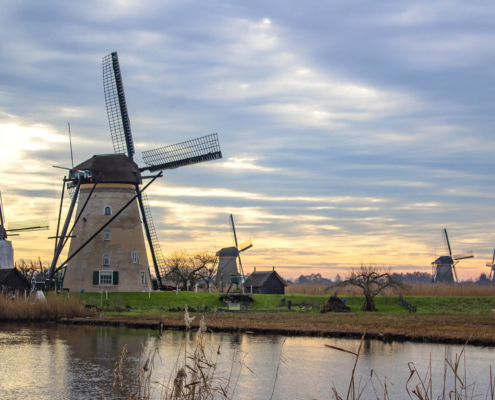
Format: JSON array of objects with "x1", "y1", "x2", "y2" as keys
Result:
[
  {"x1": 104, "y1": 206, "x2": 112, "y2": 215},
  {"x1": 103, "y1": 254, "x2": 110, "y2": 266},
  {"x1": 104, "y1": 229, "x2": 110, "y2": 241},
  {"x1": 132, "y1": 251, "x2": 138, "y2": 263},
  {"x1": 141, "y1": 272, "x2": 146, "y2": 285}
]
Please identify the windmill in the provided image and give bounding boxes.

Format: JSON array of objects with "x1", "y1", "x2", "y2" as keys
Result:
[
  {"x1": 46, "y1": 52, "x2": 222, "y2": 291},
  {"x1": 485, "y1": 245, "x2": 495, "y2": 281},
  {"x1": 0, "y1": 191, "x2": 49, "y2": 269},
  {"x1": 431, "y1": 229, "x2": 473, "y2": 283},
  {"x1": 216, "y1": 214, "x2": 253, "y2": 292}
]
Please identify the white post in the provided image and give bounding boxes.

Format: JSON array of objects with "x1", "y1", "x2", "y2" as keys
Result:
[
  {"x1": 149, "y1": 286, "x2": 151, "y2": 298},
  {"x1": 195, "y1": 283, "x2": 198, "y2": 293},
  {"x1": 250, "y1": 285, "x2": 252, "y2": 295},
  {"x1": 209, "y1": 282, "x2": 212, "y2": 293}
]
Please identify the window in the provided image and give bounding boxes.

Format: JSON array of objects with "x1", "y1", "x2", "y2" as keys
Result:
[
  {"x1": 93, "y1": 271, "x2": 118, "y2": 285},
  {"x1": 104, "y1": 206, "x2": 112, "y2": 215},
  {"x1": 103, "y1": 254, "x2": 110, "y2": 266},
  {"x1": 104, "y1": 229, "x2": 110, "y2": 241},
  {"x1": 141, "y1": 272, "x2": 146, "y2": 285},
  {"x1": 132, "y1": 251, "x2": 138, "y2": 263},
  {"x1": 100, "y1": 271, "x2": 112, "y2": 285}
]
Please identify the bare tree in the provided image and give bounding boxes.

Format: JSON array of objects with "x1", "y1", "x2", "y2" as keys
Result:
[
  {"x1": 165, "y1": 250, "x2": 217, "y2": 290},
  {"x1": 332, "y1": 265, "x2": 406, "y2": 311}
]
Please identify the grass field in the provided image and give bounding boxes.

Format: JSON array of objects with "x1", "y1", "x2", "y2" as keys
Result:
[{"x1": 79, "y1": 291, "x2": 495, "y2": 315}]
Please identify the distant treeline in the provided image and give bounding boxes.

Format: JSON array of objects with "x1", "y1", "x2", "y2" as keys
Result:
[{"x1": 290, "y1": 270, "x2": 493, "y2": 286}]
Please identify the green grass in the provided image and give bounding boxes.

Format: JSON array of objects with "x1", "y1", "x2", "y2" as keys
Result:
[{"x1": 78, "y1": 292, "x2": 495, "y2": 315}]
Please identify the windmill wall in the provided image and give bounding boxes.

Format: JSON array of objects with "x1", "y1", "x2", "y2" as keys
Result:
[
  {"x1": 62, "y1": 184, "x2": 152, "y2": 293},
  {"x1": 435, "y1": 264, "x2": 455, "y2": 283},
  {"x1": 215, "y1": 247, "x2": 239, "y2": 290},
  {"x1": 0, "y1": 241, "x2": 14, "y2": 269}
]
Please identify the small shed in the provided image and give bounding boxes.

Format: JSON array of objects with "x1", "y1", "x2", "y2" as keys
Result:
[
  {"x1": 0, "y1": 268, "x2": 31, "y2": 292},
  {"x1": 243, "y1": 270, "x2": 287, "y2": 294}
]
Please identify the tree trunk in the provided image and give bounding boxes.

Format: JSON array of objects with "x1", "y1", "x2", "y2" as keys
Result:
[{"x1": 361, "y1": 292, "x2": 376, "y2": 311}]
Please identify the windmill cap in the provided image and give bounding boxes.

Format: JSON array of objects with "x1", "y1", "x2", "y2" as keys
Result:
[{"x1": 74, "y1": 154, "x2": 142, "y2": 184}]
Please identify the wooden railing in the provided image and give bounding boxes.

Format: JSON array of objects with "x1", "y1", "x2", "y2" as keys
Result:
[{"x1": 399, "y1": 293, "x2": 417, "y2": 312}]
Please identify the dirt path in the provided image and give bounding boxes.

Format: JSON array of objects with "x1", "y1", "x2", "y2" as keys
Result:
[{"x1": 64, "y1": 312, "x2": 495, "y2": 346}]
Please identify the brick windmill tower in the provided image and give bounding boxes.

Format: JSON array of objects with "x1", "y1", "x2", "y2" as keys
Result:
[{"x1": 47, "y1": 52, "x2": 222, "y2": 292}]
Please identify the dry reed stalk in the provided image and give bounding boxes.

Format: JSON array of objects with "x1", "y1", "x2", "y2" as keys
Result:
[
  {"x1": 0, "y1": 291, "x2": 96, "y2": 321},
  {"x1": 113, "y1": 305, "x2": 249, "y2": 399}
]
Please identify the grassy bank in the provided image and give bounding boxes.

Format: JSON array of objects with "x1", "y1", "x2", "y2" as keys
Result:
[
  {"x1": 69, "y1": 312, "x2": 495, "y2": 346},
  {"x1": 79, "y1": 291, "x2": 495, "y2": 314}
]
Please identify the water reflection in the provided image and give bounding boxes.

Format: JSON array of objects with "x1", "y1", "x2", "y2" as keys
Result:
[{"x1": 0, "y1": 323, "x2": 493, "y2": 399}]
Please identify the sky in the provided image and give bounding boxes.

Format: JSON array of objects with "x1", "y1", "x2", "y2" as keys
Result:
[{"x1": 1, "y1": 0, "x2": 495, "y2": 280}]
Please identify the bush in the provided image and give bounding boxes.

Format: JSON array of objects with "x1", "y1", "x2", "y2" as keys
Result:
[{"x1": 110, "y1": 295, "x2": 124, "y2": 312}]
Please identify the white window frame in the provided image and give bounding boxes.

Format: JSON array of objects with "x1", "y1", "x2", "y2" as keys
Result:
[
  {"x1": 141, "y1": 271, "x2": 146, "y2": 285},
  {"x1": 99, "y1": 271, "x2": 113, "y2": 285},
  {"x1": 103, "y1": 254, "x2": 110, "y2": 266},
  {"x1": 132, "y1": 251, "x2": 138, "y2": 263},
  {"x1": 104, "y1": 206, "x2": 112, "y2": 215},
  {"x1": 104, "y1": 229, "x2": 111, "y2": 241}
]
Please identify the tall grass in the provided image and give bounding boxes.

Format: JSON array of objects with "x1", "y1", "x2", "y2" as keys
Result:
[
  {"x1": 287, "y1": 282, "x2": 495, "y2": 296},
  {"x1": 0, "y1": 291, "x2": 96, "y2": 321}
]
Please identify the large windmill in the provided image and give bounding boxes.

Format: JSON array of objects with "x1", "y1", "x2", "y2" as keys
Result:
[
  {"x1": 46, "y1": 52, "x2": 222, "y2": 291},
  {"x1": 216, "y1": 214, "x2": 253, "y2": 291},
  {"x1": 485, "y1": 245, "x2": 495, "y2": 281},
  {"x1": 431, "y1": 229, "x2": 473, "y2": 283},
  {"x1": 0, "y1": 191, "x2": 49, "y2": 269}
]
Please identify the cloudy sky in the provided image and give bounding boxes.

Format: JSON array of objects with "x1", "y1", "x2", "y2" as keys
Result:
[{"x1": 1, "y1": 0, "x2": 494, "y2": 280}]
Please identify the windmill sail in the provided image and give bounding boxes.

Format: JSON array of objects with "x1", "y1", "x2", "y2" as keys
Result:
[
  {"x1": 141, "y1": 134, "x2": 222, "y2": 172},
  {"x1": 103, "y1": 52, "x2": 135, "y2": 158},
  {"x1": 7, "y1": 218, "x2": 49, "y2": 232},
  {"x1": 452, "y1": 251, "x2": 474, "y2": 260},
  {"x1": 239, "y1": 239, "x2": 253, "y2": 252},
  {"x1": 139, "y1": 192, "x2": 167, "y2": 285},
  {"x1": 442, "y1": 229, "x2": 452, "y2": 257}
]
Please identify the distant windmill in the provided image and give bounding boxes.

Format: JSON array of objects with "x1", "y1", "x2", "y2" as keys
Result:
[
  {"x1": 46, "y1": 52, "x2": 222, "y2": 291},
  {"x1": 0, "y1": 191, "x2": 49, "y2": 269},
  {"x1": 485, "y1": 245, "x2": 495, "y2": 281},
  {"x1": 431, "y1": 229, "x2": 473, "y2": 283},
  {"x1": 216, "y1": 214, "x2": 253, "y2": 291}
]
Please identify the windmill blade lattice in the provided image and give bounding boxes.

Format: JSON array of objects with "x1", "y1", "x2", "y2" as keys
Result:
[
  {"x1": 7, "y1": 218, "x2": 49, "y2": 232},
  {"x1": 103, "y1": 52, "x2": 135, "y2": 158},
  {"x1": 141, "y1": 134, "x2": 222, "y2": 172},
  {"x1": 139, "y1": 191, "x2": 167, "y2": 283},
  {"x1": 452, "y1": 251, "x2": 474, "y2": 260}
]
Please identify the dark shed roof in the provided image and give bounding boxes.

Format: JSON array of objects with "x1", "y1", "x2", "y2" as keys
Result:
[
  {"x1": 243, "y1": 271, "x2": 287, "y2": 288},
  {"x1": 0, "y1": 268, "x2": 31, "y2": 287},
  {"x1": 75, "y1": 154, "x2": 142, "y2": 184}
]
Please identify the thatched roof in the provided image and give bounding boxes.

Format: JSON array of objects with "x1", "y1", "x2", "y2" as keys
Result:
[{"x1": 75, "y1": 154, "x2": 142, "y2": 184}]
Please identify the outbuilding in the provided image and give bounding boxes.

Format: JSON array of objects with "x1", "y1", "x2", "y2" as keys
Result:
[
  {"x1": 0, "y1": 268, "x2": 31, "y2": 292},
  {"x1": 243, "y1": 269, "x2": 287, "y2": 294}
]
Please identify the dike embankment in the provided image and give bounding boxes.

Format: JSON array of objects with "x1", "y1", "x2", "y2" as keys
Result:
[{"x1": 62, "y1": 312, "x2": 495, "y2": 347}]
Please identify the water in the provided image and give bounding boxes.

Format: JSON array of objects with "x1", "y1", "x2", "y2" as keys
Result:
[{"x1": 0, "y1": 322, "x2": 494, "y2": 399}]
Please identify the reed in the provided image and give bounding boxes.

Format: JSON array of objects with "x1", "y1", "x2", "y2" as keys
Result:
[
  {"x1": 111, "y1": 308, "x2": 249, "y2": 399},
  {"x1": 0, "y1": 291, "x2": 96, "y2": 321},
  {"x1": 327, "y1": 336, "x2": 495, "y2": 400}
]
